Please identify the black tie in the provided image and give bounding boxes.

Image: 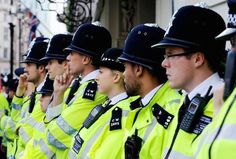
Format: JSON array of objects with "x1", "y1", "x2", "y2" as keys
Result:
[
  {"x1": 28, "y1": 91, "x2": 36, "y2": 113},
  {"x1": 129, "y1": 97, "x2": 143, "y2": 110},
  {"x1": 65, "y1": 77, "x2": 81, "y2": 105}
]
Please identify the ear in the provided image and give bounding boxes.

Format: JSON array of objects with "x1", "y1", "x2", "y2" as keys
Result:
[
  {"x1": 113, "y1": 71, "x2": 121, "y2": 83},
  {"x1": 135, "y1": 65, "x2": 144, "y2": 77},
  {"x1": 62, "y1": 60, "x2": 68, "y2": 69},
  {"x1": 82, "y1": 55, "x2": 92, "y2": 65},
  {"x1": 38, "y1": 65, "x2": 46, "y2": 73},
  {"x1": 193, "y1": 52, "x2": 205, "y2": 68}
]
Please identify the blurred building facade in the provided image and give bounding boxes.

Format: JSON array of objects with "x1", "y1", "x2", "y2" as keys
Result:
[
  {"x1": 0, "y1": 0, "x2": 228, "y2": 75},
  {"x1": 94, "y1": 0, "x2": 227, "y2": 48}
]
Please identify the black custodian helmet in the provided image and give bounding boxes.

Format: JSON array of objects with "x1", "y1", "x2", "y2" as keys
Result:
[
  {"x1": 38, "y1": 75, "x2": 54, "y2": 95},
  {"x1": 119, "y1": 23, "x2": 165, "y2": 71},
  {"x1": 64, "y1": 22, "x2": 112, "y2": 60},
  {"x1": 216, "y1": 0, "x2": 236, "y2": 40},
  {"x1": 153, "y1": 5, "x2": 226, "y2": 55},
  {"x1": 40, "y1": 34, "x2": 72, "y2": 62},
  {"x1": 21, "y1": 37, "x2": 49, "y2": 65},
  {"x1": 100, "y1": 48, "x2": 124, "y2": 72}
]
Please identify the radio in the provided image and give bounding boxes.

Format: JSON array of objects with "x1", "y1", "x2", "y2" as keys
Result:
[
  {"x1": 180, "y1": 86, "x2": 212, "y2": 133},
  {"x1": 83, "y1": 104, "x2": 105, "y2": 129}
]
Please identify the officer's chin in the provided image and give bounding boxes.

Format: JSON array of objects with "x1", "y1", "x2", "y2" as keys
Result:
[{"x1": 126, "y1": 88, "x2": 138, "y2": 97}]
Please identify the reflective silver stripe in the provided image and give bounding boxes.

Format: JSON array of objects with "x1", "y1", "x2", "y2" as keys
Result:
[
  {"x1": 12, "y1": 103, "x2": 22, "y2": 110},
  {"x1": 57, "y1": 116, "x2": 77, "y2": 135},
  {"x1": 193, "y1": 124, "x2": 236, "y2": 157},
  {"x1": 168, "y1": 99, "x2": 181, "y2": 106},
  {"x1": 38, "y1": 138, "x2": 55, "y2": 159},
  {"x1": 80, "y1": 121, "x2": 109, "y2": 158},
  {"x1": 122, "y1": 110, "x2": 129, "y2": 116},
  {"x1": 166, "y1": 150, "x2": 194, "y2": 159},
  {"x1": 20, "y1": 106, "x2": 29, "y2": 118},
  {"x1": 18, "y1": 151, "x2": 24, "y2": 158},
  {"x1": 8, "y1": 118, "x2": 16, "y2": 132},
  {"x1": 143, "y1": 119, "x2": 157, "y2": 142},
  {"x1": 69, "y1": 150, "x2": 78, "y2": 159},
  {"x1": 47, "y1": 130, "x2": 67, "y2": 149},
  {"x1": 3, "y1": 117, "x2": 8, "y2": 128},
  {"x1": 34, "y1": 123, "x2": 45, "y2": 133},
  {"x1": 216, "y1": 123, "x2": 236, "y2": 140},
  {"x1": 19, "y1": 127, "x2": 30, "y2": 143},
  {"x1": 3, "y1": 116, "x2": 16, "y2": 132},
  {"x1": 193, "y1": 127, "x2": 219, "y2": 157},
  {"x1": 26, "y1": 116, "x2": 38, "y2": 127},
  {"x1": 0, "y1": 110, "x2": 6, "y2": 120}
]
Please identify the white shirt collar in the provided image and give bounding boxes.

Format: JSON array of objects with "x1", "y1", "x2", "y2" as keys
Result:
[
  {"x1": 187, "y1": 73, "x2": 224, "y2": 100},
  {"x1": 80, "y1": 70, "x2": 99, "y2": 84},
  {"x1": 141, "y1": 84, "x2": 163, "y2": 106},
  {"x1": 110, "y1": 92, "x2": 128, "y2": 105},
  {"x1": 36, "y1": 80, "x2": 45, "y2": 92}
]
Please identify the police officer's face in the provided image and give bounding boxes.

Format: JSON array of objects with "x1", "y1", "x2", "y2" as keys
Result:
[
  {"x1": 67, "y1": 52, "x2": 86, "y2": 76},
  {"x1": 24, "y1": 63, "x2": 41, "y2": 84},
  {"x1": 161, "y1": 46, "x2": 195, "y2": 91},
  {"x1": 46, "y1": 59, "x2": 67, "y2": 80},
  {"x1": 39, "y1": 94, "x2": 51, "y2": 112},
  {"x1": 96, "y1": 67, "x2": 115, "y2": 95},
  {"x1": 123, "y1": 62, "x2": 141, "y2": 96}
]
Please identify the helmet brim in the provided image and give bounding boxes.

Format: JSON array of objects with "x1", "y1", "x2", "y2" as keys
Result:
[
  {"x1": 20, "y1": 58, "x2": 44, "y2": 65},
  {"x1": 118, "y1": 53, "x2": 155, "y2": 70},
  {"x1": 64, "y1": 44, "x2": 98, "y2": 58},
  {"x1": 152, "y1": 37, "x2": 199, "y2": 49},
  {"x1": 215, "y1": 28, "x2": 236, "y2": 40}
]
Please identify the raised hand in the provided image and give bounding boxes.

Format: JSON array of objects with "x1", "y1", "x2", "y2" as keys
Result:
[
  {"x1": 52, "y1": 66, "x2": 74, "y2": 107},
  {"x1": 15, "y1": 73, "x2": 28, "y2": 97}
]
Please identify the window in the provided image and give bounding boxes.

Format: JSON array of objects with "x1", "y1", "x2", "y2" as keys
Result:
[
  {"x1": 4, "y1": 27, "x2": 8, "y2": 40},
  {"x1": 3, "y1": 12, "x2": 7, "y2": 21},
  {"x1": 3, "y1": 47, "x2": 8, "y2": 59}
]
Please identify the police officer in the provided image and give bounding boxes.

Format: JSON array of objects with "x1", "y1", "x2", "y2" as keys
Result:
[
  {"x1": 68, "y1": 48, "x2": 138, "y2": 158},
  {"x1": 45, "y1": 22, "x2": 111, "y2": 158},
  {"x1": 42, "y1": 34, "x2": 73, "y2": 113},
  {"x1": 152, "y1": 5, "x2": 226, "y2": 159},
  {"x1": 41, "y1": 34, "x2": 72, "y2": 81},
  {"x1": 193, "y1": 1, "x2": 236, "y2": 158},
  {"x1": 117, "y1": 24, "x2": 181, "y2": 159},
  {"x1": 18, "y1": 34, "x2": 72, "y2": 159},
  {"x1": 20, "y1": 75, "x2": 56, "y2": 159},
  {"x1": 6, "y1": 37, "x2": 49, "y2": 158}
]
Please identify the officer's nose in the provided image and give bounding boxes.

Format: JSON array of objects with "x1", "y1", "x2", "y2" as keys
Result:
[
  {"x1": 67, "y1": 54, "x2": 71, "y2": 62},
  {"x1": 161, "y1": 58, "x2": 169, "y2": 68},
  {"x1": 95, "y1": 73, "x2": 100, "y2": 82},
  {"x1": 45, "y1": 63, "x2": 49, "y2": 70}
]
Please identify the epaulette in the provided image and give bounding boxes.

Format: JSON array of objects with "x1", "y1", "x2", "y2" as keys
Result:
[
  {"x1": 110, "y1": 106, "x2": 122, "y2": 131},
  {"x1": 82, "y1": 80, "x2": 97, "y2": 100},
  {"x1": 152, "y1": 103, "x2": 174, "y2": 129}
]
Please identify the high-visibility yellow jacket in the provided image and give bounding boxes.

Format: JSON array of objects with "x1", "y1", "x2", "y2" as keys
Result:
[
  {"x1": 193, "y1": 87, "x2": 236, "y2": 159},
  {"x1": 125, "y1": 82, "x2": 181, "y2": 159},
  {"x1": 20, "y1": 122, "x2": 56, "y2": 159},
  {"x1": 68, "y1": 94, "x2": 138, "y2": 159},
  {"x1": 46, "y1": 80, "x2": 106, "y2": 158},
  {"x1": 87, "y1": 82, "x2": 181, "y2": 159}
]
